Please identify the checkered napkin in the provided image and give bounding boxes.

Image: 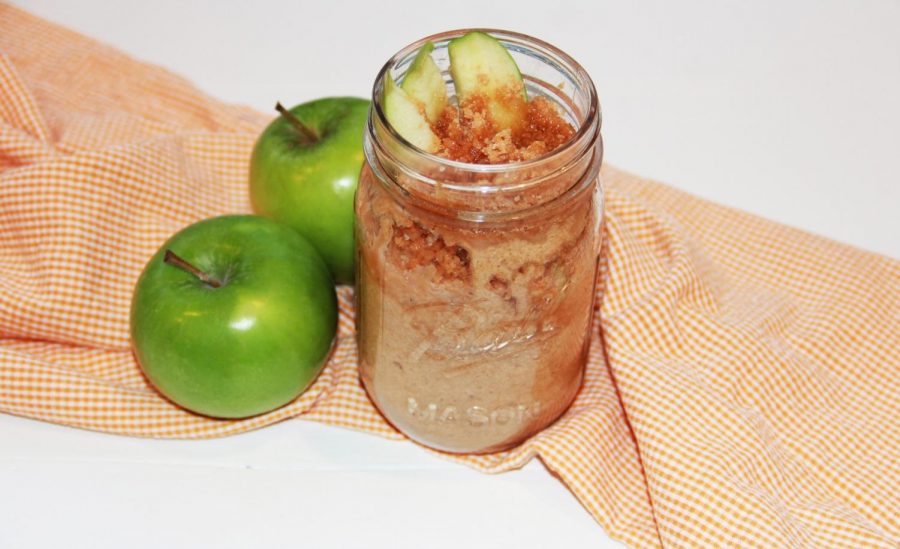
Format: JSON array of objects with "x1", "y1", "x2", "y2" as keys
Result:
[{"x1": 1, "y1": 6, "x2": 896, "y2": 547}]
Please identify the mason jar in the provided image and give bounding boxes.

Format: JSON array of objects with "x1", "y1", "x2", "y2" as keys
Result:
[{"x1": 355, "y1": 29, "x2": 603, "y2": 453}]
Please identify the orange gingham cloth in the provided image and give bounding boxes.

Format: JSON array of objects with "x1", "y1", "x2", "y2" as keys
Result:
[{"x1": 1, "y1": 5, "x2": 897, "y2": 548}]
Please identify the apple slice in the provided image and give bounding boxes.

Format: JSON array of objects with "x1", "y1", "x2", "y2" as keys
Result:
[
  {"x1": 401, "y1": 42, "x2": 448, "y2": 124},
  {"x1": 448, "y1": 31, "x2": 527, "y2": 130},
  {"x1": 383, "y1": 75, "x2": 441, "y2": 152}
]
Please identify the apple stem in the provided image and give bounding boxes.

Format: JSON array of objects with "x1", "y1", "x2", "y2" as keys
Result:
[
  {"x1": 164, "y1": 250, "x2": 222, "y2": 288},
  {"x1": 275, "y1": 101, "x2": 319, "y2": 144}
]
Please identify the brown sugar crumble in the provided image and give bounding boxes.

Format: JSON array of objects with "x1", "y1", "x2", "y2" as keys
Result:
[
  {"x1": 386, "y1": 93, "x2": 576, "y2": 283},
  {"x1": 389, "y1": 222, "x2": 471, "y2": 282},
  {"x1": 433, "y1": 94, "x2": 575, "y2": 164}
]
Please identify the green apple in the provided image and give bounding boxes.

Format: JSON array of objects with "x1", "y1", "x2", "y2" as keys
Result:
[
  {"x1": 383, "y1": 32, "x2": 530, "y2": 151},
  {"x1": 383, "y1": 76, "x2": 441, "y2": 152},
  {"x1": 130, "y1": 215, "x2": 337, "y2": 418},
  {"x1": 249, "y1": 97, "x2": 369, "y2": 285},
  {"x1": 401, "y1": 41, "x2": 447, "y2": 123},
  {"x1": 449, "y1": 31, "x2": 527, "y2": 129}
]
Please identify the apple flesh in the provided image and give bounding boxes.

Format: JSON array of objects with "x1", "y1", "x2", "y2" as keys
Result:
[
  {"x1": 249, "y1": 97, "x2": 368, "y2": 285},
  {"x1": 401, "y1": 41, "x2": 447, "y2": 123},
  {"x1": 449, "y1": 31, "x2": 527, "y2": 130},
  {"x1": 130, "y1": 215, "x2": 337, "y2": 419},
  {"x1": 382, "y1": 76, "x2": 441, "y2": 152},
  {"x1": 382, "y1": 32, "x2": 530, "y2": 152}
]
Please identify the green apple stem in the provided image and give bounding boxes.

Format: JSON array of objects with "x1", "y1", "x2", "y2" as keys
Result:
[
  {"x1": 164, "y1": 250, "x2": 222, "y2": 288},
  {"x1": 275, "y1": 102, "x2": 319, "y2": 144}
]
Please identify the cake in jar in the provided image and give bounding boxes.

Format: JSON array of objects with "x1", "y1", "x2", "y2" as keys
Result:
[{"x1": 356, "y1": 31, "x2": 603, "y2": 453}]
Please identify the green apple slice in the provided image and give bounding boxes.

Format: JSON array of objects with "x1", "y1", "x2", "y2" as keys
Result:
[
  {"x1": 383, "y1": 75, "x2": 441, "y2": 152},
  {"x1": 401, "y1": 42, "x2": 448, "y2": 124},
  {"x1": 448, "y1": 31, "x2": 527, "y2": 130}
]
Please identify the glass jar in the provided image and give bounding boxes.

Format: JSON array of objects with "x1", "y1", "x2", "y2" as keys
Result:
[{"x1": 355, "y1": 29, "x2": 603, "y2": 454}]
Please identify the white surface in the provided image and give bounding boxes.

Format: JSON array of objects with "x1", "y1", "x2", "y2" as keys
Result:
[
  {"x1": 3, "y1": 1, "x2": 899, "y2": 548},
  {"x1": 0, "y1": 416, "x2": 601, "y2": 549}
]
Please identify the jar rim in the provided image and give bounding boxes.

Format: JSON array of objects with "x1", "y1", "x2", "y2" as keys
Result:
[
  {"x1": 370, "y1": 28, "x2": 601, "y2": 173},
  {"x1": 364, "y1": 138, "x2": 603, "y2": 226}
]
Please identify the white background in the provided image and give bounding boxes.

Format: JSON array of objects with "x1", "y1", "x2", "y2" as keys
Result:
[{"x1": 3, "y1": 1, "x2": 899, "y2": 548}]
